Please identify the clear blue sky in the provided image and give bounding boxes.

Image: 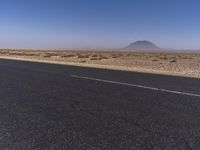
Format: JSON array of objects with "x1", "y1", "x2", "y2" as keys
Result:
[{"x1": 0, "y1": 0, "x2": 200, "y2": 49}]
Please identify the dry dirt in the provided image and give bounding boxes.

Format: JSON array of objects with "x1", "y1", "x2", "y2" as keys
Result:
[{"x1": 0, "y1": 49, "x2": 200, "y2": 78}]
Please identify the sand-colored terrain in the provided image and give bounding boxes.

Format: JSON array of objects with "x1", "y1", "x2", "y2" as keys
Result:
[{"x1": 0, "y1": 49, "x2": 200, "y2": 78}]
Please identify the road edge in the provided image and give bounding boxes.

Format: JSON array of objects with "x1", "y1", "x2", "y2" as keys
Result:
[{"x1": 0, "y1": 56, "x2": 199, "y2": 79}]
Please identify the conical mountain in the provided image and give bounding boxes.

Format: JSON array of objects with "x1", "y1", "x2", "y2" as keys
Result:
[{"x1": 125, "y1": 40, "x2": 160, "y2": 50}]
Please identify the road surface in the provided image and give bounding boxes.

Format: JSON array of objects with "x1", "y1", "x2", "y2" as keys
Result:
[{"x1": 0, "y1": 59, "x2": 200, "y2": 150}]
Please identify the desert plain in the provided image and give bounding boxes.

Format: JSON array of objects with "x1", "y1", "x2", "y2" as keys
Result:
[{"x1": 0, "y1": 49, "x2": 200, "y2": 78}]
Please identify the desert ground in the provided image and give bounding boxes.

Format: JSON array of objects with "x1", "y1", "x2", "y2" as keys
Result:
[{"x1": 0, "y1": 49, "x2": 200, "y2": 78}]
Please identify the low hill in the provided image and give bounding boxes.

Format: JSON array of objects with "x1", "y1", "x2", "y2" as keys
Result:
[{"x1": 125, "y1": 40, "x2": 160, "y2": 50}]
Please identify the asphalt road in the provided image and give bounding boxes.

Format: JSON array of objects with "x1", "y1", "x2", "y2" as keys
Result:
[{"x1": 0, "y1": 59, "x2": 200, "y2": 150}]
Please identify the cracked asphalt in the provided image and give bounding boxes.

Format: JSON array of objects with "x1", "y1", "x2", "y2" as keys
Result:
[{"x1": 0, "y1": 59, "x2": 200, "y2": 150}]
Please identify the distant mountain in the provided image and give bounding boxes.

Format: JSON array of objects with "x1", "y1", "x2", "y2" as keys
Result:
[{"x1": 125, "y1": 40, "x2": 160, "y2": 50}]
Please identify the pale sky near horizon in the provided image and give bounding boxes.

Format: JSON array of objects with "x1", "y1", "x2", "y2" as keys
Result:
[{"x1": 0, "y1": 0, "x2": 200, "y2": 49}]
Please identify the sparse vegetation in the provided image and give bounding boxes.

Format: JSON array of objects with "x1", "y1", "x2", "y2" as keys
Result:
[
  {"x1": 77, "y1": 55, "x2": 90, "y2": 59},
  {"x1": 0, "y1": 49, "x2": 200, "y2": 77},
  {"x1": 91, "y1": 54, "x2": 98, "y2": 57},
  {"x1": 90, "y1": 57, "x2": 102, "y2": 61},
  {"x1": 99, "y1": 55, "x2": 109, "y2": 60},
  {"x1": 170, "y1": 59, "x2": 177, "y2": 63},
  {"x1": 159, "y1": 56, "x2": 168, "y2": 60},
  {"x1": 152, "y1": 59, "x2": 158, "y2": 61},
  {"x1": 61, "y1": 54, "x2": 76, "y2": 58},
  {"x1": 112, "y1": 53, "x2": 123, "y2": 58}
]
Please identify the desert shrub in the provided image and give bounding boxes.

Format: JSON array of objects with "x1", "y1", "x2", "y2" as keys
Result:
[
  {"x1": 91, "y1": 54, "x2": 98, "y2": 57},
  {"x1": 42, "y1": 53, "x2": 57, "y2": 57},
  {"x1": 24, "y1": 53, "x2": 39, "y2": 56},
  {"x1": 90, "y1": 57, "x2": 102, "y2": 61},
  {"x1": 61, "y1": 54, "x2": 76, "y2": 58},
  {"x1": 101, "y1": 56, "x2": 109, "y2": 59},
  {"x1": 77, "y1": 54, "x2": 90, "y2": 59},
  {"x1": 170, "y1": 59, "x2": 177, "y2": 63},
  {"x1": 43, "y1": 55, "x2": 51, "y2": 58},
  {"x1": 159, "y1": 56, "x2": 168, "y2": 60},
  {"x1": 152, "y1": 59, "x2": 158, "y2": 61},
  {"x1": 156, "y1": 55, "x2": 160, "y2": 58},
  {"x1": 80, "y1": 60, "x2": 87, "y2": 63},
  {"x1": 98, "y1": 55, "x2": 109, "y2": 59},
  {"x1": 112, "y1": 54, "x2": 122, "y2": 58},
  {"x1": 0, "y1": 51, "x2": 8, "y2": 55}
]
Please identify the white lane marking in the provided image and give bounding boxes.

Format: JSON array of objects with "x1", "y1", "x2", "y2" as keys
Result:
[
  {"x1": 160, "y1": 89, "x2": 200, "y2": 98},
  {"x1": 71, "y1": 75, "x2": 200, "y2": 98},
  {"x1": 71, "y1": 75, "x2": 158, "y2": 90}
]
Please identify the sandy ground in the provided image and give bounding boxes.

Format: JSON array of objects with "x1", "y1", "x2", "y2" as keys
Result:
[{"x1": 0, "y1": 49, "x2": 200, "y2": 78}]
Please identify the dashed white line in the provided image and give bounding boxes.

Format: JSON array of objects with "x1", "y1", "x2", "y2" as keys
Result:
[{"x1": 71, "y1": 75, "x2": 200, "y2": 98}]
